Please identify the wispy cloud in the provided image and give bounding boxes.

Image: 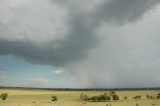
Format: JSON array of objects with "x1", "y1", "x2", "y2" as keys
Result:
[{"x1": 52, "y1": 69, "x2": 64, "y2": 74}]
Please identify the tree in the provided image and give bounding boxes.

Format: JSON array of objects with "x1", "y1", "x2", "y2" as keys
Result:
[{"x1": 0, "y1": 93, "x2": 8, "y2": 100}]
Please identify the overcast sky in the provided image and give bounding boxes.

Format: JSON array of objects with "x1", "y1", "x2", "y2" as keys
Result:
[{"x1": 0, "y1": 0, "x2": 160, "y2": 88}]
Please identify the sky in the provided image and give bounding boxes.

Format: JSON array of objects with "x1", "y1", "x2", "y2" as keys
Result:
[{"x1": 0, "y1": 0, "x2": 160, "y2": 88}]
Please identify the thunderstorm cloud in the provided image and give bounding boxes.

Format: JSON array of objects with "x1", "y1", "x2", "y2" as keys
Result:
[{"x1": 0, "y1": 0, "x2": 160, "y2": 88}]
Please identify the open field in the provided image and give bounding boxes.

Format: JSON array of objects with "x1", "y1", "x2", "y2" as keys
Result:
[{"x1": 0, "y1": 89, "x2": 160, "y2": 106}]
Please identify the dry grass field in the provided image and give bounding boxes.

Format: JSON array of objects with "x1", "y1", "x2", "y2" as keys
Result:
[{"x1": 0, "y1": 89, "x2": 160, "y2": 106}]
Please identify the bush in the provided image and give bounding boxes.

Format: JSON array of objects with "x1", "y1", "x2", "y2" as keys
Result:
[
  {"x1": 108, "y1": 91, "x2": 119, "y2": 100},
  {"x1": 123, "y1": 96, "x2": 127, "y2": 100},
  {"x1": 79, "y1": 93, "x2": 89, "y2": 101},
  {"x1": 79, "y1": 93, "x2": 84, "y2": 100},
  {"x1": 80, "y1": 92, "x2": 119, "y2": 102},
  {"x1": 149, "y1": 96, "x2": 153, "y2": 99},
  {"x1": 90, "y1": 96, "x2": 99, "y2": 101},
  {"x1": 109, "y1": 91, "x2": 115, "y2": 96},
  {"x1": 133, "y1": 95, "x2": 141, "y2": 99},
  {"x1": 134, "y1": 96, "x2": 141, "y2": 99},
  {"x1": 156, "y1": 93, "x2": 160, "y2": 99},
  {"x1": 99, "y1": 94, "x2": 106, "y2": 101},
  {"x1": 0, "y1": 93, "x2": 8, "y2": 100},
  {"x1": 102, "y1": 93, "x2": 111, "y2": 101},
  {"x1": 146, "y1": 94, "x2": 149, "y2": 98},
  {"x1": 106, "y1": 96, "x2": 111, "y2": 100},
  {"x1": 112, "y1": 94, "x2": 119, "y2": 100},
  {"x1": 83, "y1": 94, "x2": 89, "y2": 101},
  {"x1": 89, "y1": 94, "x2": 111, "y2": 102},
  {"x1": 110, "y1": 91, "x2": 115, "y2": 94},
  {"x1": 156, "y1": 95, "x2": 160, "y2": 99},
  {"x1": 51, "y1": 96, "x2": 58, "y2": 102}
]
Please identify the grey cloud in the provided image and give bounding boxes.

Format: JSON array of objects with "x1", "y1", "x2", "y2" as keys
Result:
[
  {"x1": 70, "y1": 24, "x2": 160, "y2": 88},
  {"x1": 0, "y1": 0, "x2": 98, "y2": 67},
  {"x1": 0, "y1": 0, "x2": 160, "y2": 88},
  {"x1": 94, "y1": 0, "x2": 160, "y2": 24},
  {"x1": 0, "y1": 10, "x2": 97, "y2": 67}
]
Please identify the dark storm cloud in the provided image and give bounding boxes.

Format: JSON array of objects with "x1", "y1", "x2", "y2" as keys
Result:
[
  {"x1": 94, "y1": 0, "x2": 160, "y2": 24},
  {"x1": 0, "y1": 8, "x2": 97, "y2": 67},
  {"x1": 0, "y1": 0, "x2": 99, "y2": 67},
  {"x1": 50, "y1": 0, "x2": 71, "y2": 6},
  {"x1": 0, "y1": 0, "x2": 159, "y2": 66},
  {"x1": 0, "y1": 0, "x2": 160, "y2": 88}
]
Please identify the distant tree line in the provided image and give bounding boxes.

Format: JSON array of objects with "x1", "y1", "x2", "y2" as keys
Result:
[{"x1": 2, "y1": 86, "x2": 160, "y2": 91}]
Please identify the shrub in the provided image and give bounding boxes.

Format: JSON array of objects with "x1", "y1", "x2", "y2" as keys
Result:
[
  {"x1": 103, "y1": 93, "x2": 111, "y2": 101},
  {"x1": 156, "y1": 95, "x2": 160, "y2": 99},
  {"x1": 110, "y1": 91, "x2": 115, "y2": 94},
  {"x1": 0, "y1": 93, "x2": 8, "y2": 100},
  {"x1": 149, "y1": 96, "x2": 153, "y2": 99},
  {"x1": 79, "y1": 93, "x2": 84, "y2": 100},
  {"x1": 106, "y1": 96, "x2": 111, "y2": 100},
  {"x1": 80, "y1": 92, "x2": 118, "y2": 102},
  {"x1": 83, "y1": 94, "x2": 89, "y2": 101},
  {"x1": 104, "y1": 93, "x2": 107, "y2": 96},
  {"x1": 99, "y1": 94, "x2": 106, "y2": 101},
  {"x1": 90, "y1": 96, "x2": 98, "y2": 101},
  {"x1": 51, "y1": 96, "x2": 58, "y2": 102},
  {"x1": 134, "y1": 95, "x2": 141, "y2": 99},
  {"x1": 108, "y1": 91, "x2": 119, "y2": 100},
  {"x1": 123, "y1": 96, "x2": 127, "y2": 100},
  {"x1": 109, "y1": 91, "x2": 115, "y2": 96},
  {"x1": 112, "y1": 94, "x2": 119, "y2": 100},
  {"x1": 156, "y1": 93, "x2": 160, "y2": 99},
  {"x1": 90, "y1": 94, "x2": 111, "y2": 102},
  {"x1": 79, "y1": 93, "x2": 89, "y2": 101}
]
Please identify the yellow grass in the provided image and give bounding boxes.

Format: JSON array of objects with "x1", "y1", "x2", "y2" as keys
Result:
[{"x1": 0, "y1": 89, "x2": 160, "y2": 106}]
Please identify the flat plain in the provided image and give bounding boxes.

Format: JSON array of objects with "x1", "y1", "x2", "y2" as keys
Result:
[{"x1": 0, "y1": 89, "x2": 160, "y2": 106}]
